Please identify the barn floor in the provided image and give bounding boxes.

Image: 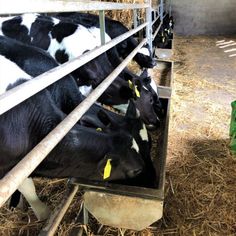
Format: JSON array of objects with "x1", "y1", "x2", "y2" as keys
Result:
[
  {"x1": 153, "y1": 35, "x2": 236, "y2": 235},
  {"x1": 0, "y1": 36, "x2": 236, "y2": 236}
]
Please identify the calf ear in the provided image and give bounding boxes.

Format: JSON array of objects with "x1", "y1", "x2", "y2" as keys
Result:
[
  {"x1": 143, "y1": 76, "x2": 151, "y2": 85},
  {"x1": 134, "y1": 79, "x2": 142, "y2": 93},
  {"x1": 140, "y1": 69, "x2": 148, "y2": 79},
  {"x1": 119, "y1": 86, "x2": 133, "y2": 100},
  {"x1": 125, "y1": 99, "x2": 138, "y2": 119}
]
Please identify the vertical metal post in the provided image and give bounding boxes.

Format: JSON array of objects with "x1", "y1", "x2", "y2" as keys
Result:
[
  {"x1": 138, "y1": 10, "x2": 143, "y2": 41},
  {"x1": 145, "y1": 0, "x2": 153, "y2": 53},
  {"x1": 169, "y1": 0, "x2": 172, "y2": 16},
  {"x1": 83, "y1": 204, "x2": 89, "y2": 224},
  {"x1": 133, "y1": 9, "x2": 138, "y2": 29},
  {"x1": 99, "y1": 10, "x2": 106, "y2": 45},
  {"x1": 160, "y1": 0, "x2": 164, "y2": 22}
]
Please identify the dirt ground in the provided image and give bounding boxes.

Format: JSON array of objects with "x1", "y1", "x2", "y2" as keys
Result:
[
  {"x1": 1, "y1": 36, "x2": 236, "y2": 236},
  {"x1": 90, "y1": 36, "x2": 236, "y2": 236},
  {"x1": 155, "y1": 35, "x2": 236, "y2": 235}
]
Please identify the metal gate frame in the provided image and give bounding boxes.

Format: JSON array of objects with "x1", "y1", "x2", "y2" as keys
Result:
[{"x1": 0, "y1": 0, "x2": 171, "y2": 234}]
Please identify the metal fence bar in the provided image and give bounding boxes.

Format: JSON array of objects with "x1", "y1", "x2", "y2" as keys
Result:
[
  {"x1": 145, "y1": 0, "x2": 153, "y2": 53},
  {"x1": 160, "y1": 0, "x2": 164, "y2": 22},
  {"x1": 0, "y1": 0, "x2": 149, "y2": 15},
  {"x1": 152, "y1": 15, "x2": 160, "y2": 26},
  {"x1": 0, "y1": 38, "x2": 147, "y2": 208},
  {"x1": 152, "y1": 21, "x2": 162, "y2": 40},
  {"x1": 39, "y1": 185, "x2": 79, "y2": 236},
  {"x1": 133, "y1": 9, "x2": 138, "y2": 29},
  {"x1": 99, "y1": 10, "x2": 106, "y2": 45},
  {"x1": 169, "y1": 0, "x2": 172, "y2": 16},
  {"x1": 0, "y1": 22, "x2": 148, "y2": 115}
]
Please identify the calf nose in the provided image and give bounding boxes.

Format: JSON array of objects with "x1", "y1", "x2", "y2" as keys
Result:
[
  {"x1": 127, "y1": 168, "x2": 143, "y2": 178},
  {"x1": 151, "y1": 59, "x2": 157, "y2": 67},
  {"x1": 146, "y1": 124, "x2": 158, "y2": 131}
]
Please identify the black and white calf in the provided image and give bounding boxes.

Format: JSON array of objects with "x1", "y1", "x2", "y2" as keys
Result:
[
  {"x1": 0, "y1": 14, "x2": 134, "y2": 107},
  {"x1": 0, "y1": 36, "x2": 155, "y2": 217},
  {"x1": 0, "y1": 13, "x2": 162, "y2": 128},
  {"x1": 56, "y1": 12, "x2": 156, "y2": 68},
  {"x1": 0, "y1": 35, "x2": 152, "y2": 152},
  {"x1": 0, "y1": 55, "x2": 145, "y2": 219}
]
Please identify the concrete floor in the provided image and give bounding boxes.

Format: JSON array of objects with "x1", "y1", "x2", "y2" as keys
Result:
[
  {"x1": 161, "y1": 36, "x2": 236, "y2": 235},
  {"x1": 172, "y1": 36, "x2": 236, "y2": 138}
]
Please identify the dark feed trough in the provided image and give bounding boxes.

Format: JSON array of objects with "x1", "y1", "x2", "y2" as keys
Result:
[{"x1": 64, "y1": 60, "x2": 173, "y2": 231}]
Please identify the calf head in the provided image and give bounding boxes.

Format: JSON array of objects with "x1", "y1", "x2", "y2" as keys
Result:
[
  {"x1": 98, "y1": 78, "x2": 134, "y2": 105},
  {"x1": 135, "y1": 44, "x2": 157, "y2": 68},
  {"x1": 97, "y1": 132, "x2": 144, "y2": 180},
  {"x1": 141, "y1": 73, "x2": 164, "y2": 118},
  {"x1": 123, "y1": 72, "x2": 161, "y2": 130},
  {"x1": 81, "y1": 99, "x2": 150, "y2": 150},
  {"x1": 94, "y1": 106, "x2": 145, "y2": 181}
]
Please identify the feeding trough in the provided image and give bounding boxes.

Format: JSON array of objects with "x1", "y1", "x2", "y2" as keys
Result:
[
  {"x1": 155, "y1": 37, "x2": 174, "y2": 59},
  {"x1": 68, "y1": 60, "x2": 173, "y2": 231}
]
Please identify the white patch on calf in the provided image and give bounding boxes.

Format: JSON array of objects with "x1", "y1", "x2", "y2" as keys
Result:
[
  {"x1": 132, "y1": 138, "x2": 139, "y2": 153},
  {"x1": 139, "y1": 123, "x2": 149, "y2": 142},
  {"x1": 18, "y1": 178, "x2": 50, "y2": 220},
  {"x1": 112, "y1": 104, "x2": 129, "y2": 114},
  {"x1": 79, "y1": 85, "x2": 93, "y2": 97},
  {"x1": 47, "y1": 37, "x2": 62, "y2": 59},
  {"x1": 88, "y1": 26, "x2": 111, "y2": 44},
  {"x1": 21, "y1": 13, "x2": 38, "y2": 34},
  {"x1": 52, "y1": 17, "x2": 60, "y2": 25},
  {"x1": 48, "y1": 24, "x2": 100, "y2": 61},
  {"x1": 136, "y1": 108, "x2": 140, "y2": 118},
  {"x1": 138, "y1": 47, "x2": 150, "y2": 57},
  {"x1": 0, "y1": 55, "x2": 31, "y2": 95},
  {"x1": 150, "y1": 77, "x2": 158, "y2": 94}
]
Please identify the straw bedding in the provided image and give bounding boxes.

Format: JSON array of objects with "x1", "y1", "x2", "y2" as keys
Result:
[{"x1": 1, "y1": 4, "x2": 236, "y2": 236}]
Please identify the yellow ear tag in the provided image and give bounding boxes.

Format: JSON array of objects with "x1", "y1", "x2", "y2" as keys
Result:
[
  {"x1": 103, "y1": 159, "x2": 112, "y2": 179},
  {"x1": 96, "y1": 127, "x2": 102, "y2": 132},
  {"x1": 128, "y1": 80, "x2": 133, "y2": 89},
  {"x1": 135, "y1": 86, "x2": 140, "y2": 98}
]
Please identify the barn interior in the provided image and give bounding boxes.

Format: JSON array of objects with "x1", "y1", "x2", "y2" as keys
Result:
[{"x1": 0, "y1": 0, "x2": 236, "y2": 235}]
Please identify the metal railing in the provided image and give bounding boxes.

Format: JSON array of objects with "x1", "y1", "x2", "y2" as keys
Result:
[
  {"x1": 0, "y1": 0, "x2": 155, "y2": 206},
  {"x1": 0, "y1": 0, "x2": 170, "y2": 233}
]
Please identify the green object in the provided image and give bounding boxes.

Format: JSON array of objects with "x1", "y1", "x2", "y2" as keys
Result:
[
  {"x1": 230, "y1": 133, "x2": 236, "y2": 155},
  {"x1": 230, "y1": 100, "x2": 236, "y2": 155},
  {"x1": 230, "y1": 100, "x2": 236, "y2": 137}
]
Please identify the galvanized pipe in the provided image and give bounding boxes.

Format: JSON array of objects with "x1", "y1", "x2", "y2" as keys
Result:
[
  {"x1": 0, "y1": 22, "x2": 148, "y2": 115},
  {"x1": 145, "y1": 0, "x2": 153, "y2": 53},
  {"x1": 169, "y1": 0, "x2": 172, "y2": 16},
  {"x1": 0, "y1": 38, "x2": 147, "y2": 208},
  {"x1": 0, "y1": 0, "x2": 149, "y2": 15},
  {"x1": 99, "y1": 10, "x2": 106, "y2": 45},
  {"x1": 160, "y1": 0, "x2": 164, "y2": 22},
  {"x1": 152, "y1": 15, "x2": 160, "y2": 26},
  {"x1": 152, "y1": 22, "x2": 162, "y2": 40},
  {"x1": 39, "y1": 185, "x2": 79, "y2": 236},
  {"x1": 133, "y1": 9, "x2": 138, "y2": 29}
]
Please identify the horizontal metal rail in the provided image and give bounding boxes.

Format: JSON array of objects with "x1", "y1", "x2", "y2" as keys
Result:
[
  {"x1": 0, "y1": 0, "x2": 149, "y2": 15},
  {"x1": 0, "y1": 22, "x2": 148, "y2": 115},
  {"x1": 0, "y1": 38, "x2": 147, "y2": 208},
  {"x1": 152, "y1": 22, "x2": 162, "y2": 40},
  {"x1": 152, "y1": 15, "x2": 160, "y2": 26},
  {"x1": 39, "y1": 185, "x2": 79, "y2": 236}
]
